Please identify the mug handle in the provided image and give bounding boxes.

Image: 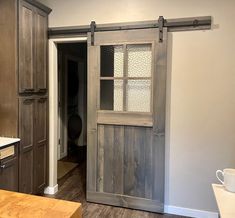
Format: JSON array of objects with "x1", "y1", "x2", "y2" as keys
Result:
[{"x1": 216, "y1": 170, "x2": 224, "y2": 184}]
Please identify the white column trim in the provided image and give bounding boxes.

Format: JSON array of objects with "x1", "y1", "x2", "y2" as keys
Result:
[
  {"x1": 44, "y1": 184, "x2": 59, "y2": 195},
  {"x1": 46, "y1": 36, "x2": 87, "y2": 194}
]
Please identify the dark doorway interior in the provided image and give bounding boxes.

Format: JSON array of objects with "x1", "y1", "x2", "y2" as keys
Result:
[{"x1": 57, "y1": 42, "x2": 87, "y2": 186}]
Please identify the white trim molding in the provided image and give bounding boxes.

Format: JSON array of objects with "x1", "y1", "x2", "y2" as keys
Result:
[
  {"x1": 164, "y1": 205, "x2": 218, "y2": 218},
  {"x1": 48, "y1": 36, "x2": 87, "y2": 193},
  {"x1": 44, "y1": 184, "x2": 59, "y2": 195}
]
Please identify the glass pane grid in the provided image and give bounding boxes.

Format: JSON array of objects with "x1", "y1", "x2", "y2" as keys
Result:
[{"x1": 100, "y1": 43, "x2": 152, "y2": 113}]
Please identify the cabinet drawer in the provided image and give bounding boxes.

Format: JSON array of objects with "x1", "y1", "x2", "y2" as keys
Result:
[{"x1": 0, "y1": 146, "x2": 15, "y2": 160}]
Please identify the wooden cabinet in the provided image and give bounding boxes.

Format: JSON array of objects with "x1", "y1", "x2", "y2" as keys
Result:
[
  {"x1": 19, "y1": 0, "x2": 48, "y2": 94},
  {"x1": 0, "y1": 0, "x2": 51, "y2": 194},
  {"x1": 0, "y1": 144, "x2": 19, "y2": 192}
]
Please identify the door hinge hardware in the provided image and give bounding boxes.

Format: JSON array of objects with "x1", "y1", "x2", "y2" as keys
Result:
[
  {"x1": 90, "y1": 21, "x2": 96, "y2": 46},
  {"x1": 158, "y1": 16, "x2": 164, "y2": 43},
  {"x1": 58, "y1": 139, "x2": 61, "y2": 145}
]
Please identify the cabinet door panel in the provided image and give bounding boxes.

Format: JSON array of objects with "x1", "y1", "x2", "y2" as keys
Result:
[
  {"x1": 19, "y1": 150, "x2": 34, "y2": 193},
  {"x1": 34, "y1": 97, "x2": 48, "y2": 193},
  {"x1": 0, "y1": 153, "x2": 18, "y2": 192},
  {"x1": 19, "y1": 98, "x2": 34, "y2": 151},
  {"x1": 0, "y1": 158, "x2": 18, "y2": 191},
  {"x1": 19, "y1": 98, "x2": 34, "y2": 194},
  {"x1": 35, "y1": 9, "x2": 48, "y2": 92},
  {"x1": 19, "y1": 1, "x2": 35, "y2": 93}
]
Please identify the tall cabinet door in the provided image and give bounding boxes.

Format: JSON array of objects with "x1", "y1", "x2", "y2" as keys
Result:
[
  {"x1": 19, "y1": 98, "x2": 35, "y2": 194},
  {"x1": 34, "y1": 97, "x2": 48, "y2": 193},
  {"x1": 19, "y1": 0, "x2": 35, "y2": 93},
  {"x1": 35, "y1": 9, "x2": 48, "y2": 93}
]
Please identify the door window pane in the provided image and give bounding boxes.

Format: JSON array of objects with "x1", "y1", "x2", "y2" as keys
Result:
[
  {"x1": 100, "y1": 45, "x2": 123, "y2": 77},
  {"x1": 127, "y1": 44, "x2": 152, "y2": 77},
  {"x1": 126, "y1": 80, "x2": 151, "y2": 112},
  {"x1": 113, "y1": 80, "x2": 123, "y2": 111},
  {"x1": 100, "y1": 80, "x2": 123, "y2": 111},
  {"x1": 100, "y1": 44, "x2": 152, "y2": 113}
]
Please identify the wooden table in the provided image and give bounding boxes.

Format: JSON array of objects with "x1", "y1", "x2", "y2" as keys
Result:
[
  {"x1": 0, "y1": 189, "x2": 82, "y2": 218},
  {"x1": 212, "y1": 184, "x2": 235, "y2": 218}
]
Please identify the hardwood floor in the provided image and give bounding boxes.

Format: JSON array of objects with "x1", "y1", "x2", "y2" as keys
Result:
[{"x1": 45, "y1": 163, "x2": 189, "y2": 218}]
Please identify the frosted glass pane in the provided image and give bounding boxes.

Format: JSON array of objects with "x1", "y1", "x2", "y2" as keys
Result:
[
  {"x1": 100, "y1": 45, "x2": 123, "y2": 77},
  {"x1": 114, "y1": 80, "x2": 123, "y2": 111},
  {"x1": 100, "y1": 80, "x2": 123, "y2": 111},
  {"x1": 127, "y1": 44, "x2": 152, "y2": 77},
  {"x1": 127, "y1": 80, "x2": 151, "y2": 112},
  {"x1": 114, "y1": 46, "x2": 124, "y2": 77}
]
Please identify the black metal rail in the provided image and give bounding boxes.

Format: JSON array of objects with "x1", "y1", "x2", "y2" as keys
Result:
[{"x1": 48, "y1": 16, "x2": 212, "y2": 38}]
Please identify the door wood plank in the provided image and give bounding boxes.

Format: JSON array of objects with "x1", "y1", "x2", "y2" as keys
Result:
[
  {"x1": 97, "y1": 125, "x2": 105, "y2": 192},
  {"x1": 113, "y1": 126, "x2": 125, "y2": 194},
  {"x1": 103, "y1": 125, "x2": 114, "y2": 193},
  {"x1": 144, "y1": 128, "x2": 153, "y2": 199},
  {"x1": 97, "y1": 111, "x2": 153, "y2": 127},
  {"x1": 152, "y1": 28, "x2": 168, "y2": 201},
  {"x1": 133, "y1": 127, "x2": 147, "y2": 198},
  {"x1": 95, "y1": 29, "x2": 157, "y2": 45},
  {"x1": 124, "y1": 126, "x2": 135, "y2": 197},
  {"x1": 87, "y1": 37, "x2": 99, "y2": 192}
]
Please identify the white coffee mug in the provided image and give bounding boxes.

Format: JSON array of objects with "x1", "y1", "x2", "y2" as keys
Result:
[{"x1": 216, "y1": 168, "x2": 235, "y2": 192}]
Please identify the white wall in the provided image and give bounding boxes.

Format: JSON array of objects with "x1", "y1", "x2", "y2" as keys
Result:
[{"x1": 40, "y1": 0, "x2": 235, "y2": 214}]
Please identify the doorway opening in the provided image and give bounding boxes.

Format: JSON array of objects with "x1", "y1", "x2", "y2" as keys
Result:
[{"x1": 57, "y1": 42, "x2": 87, "y2": 188}]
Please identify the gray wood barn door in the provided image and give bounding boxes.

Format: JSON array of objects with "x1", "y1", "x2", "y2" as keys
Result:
[{"x1": 87, "y1": 28, "x2": 167, "y2": 213}]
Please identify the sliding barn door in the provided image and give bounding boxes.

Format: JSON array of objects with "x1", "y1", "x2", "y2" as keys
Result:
[{"x1": 87, "y1": 28, "x2": 167, "y2": 212}]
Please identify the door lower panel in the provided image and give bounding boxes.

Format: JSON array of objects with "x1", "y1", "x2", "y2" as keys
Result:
[
  {"x1": 88, "y1": 124, "x2": 164, "y2": 213},
  {"x1": 97, "y1": 125, "x2": 155, "y2": 198},
  {"x1": 87, "y1": 191, "x2": 164, "y2": 212}
]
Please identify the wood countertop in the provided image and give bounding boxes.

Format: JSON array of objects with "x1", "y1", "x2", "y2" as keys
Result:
[
  {"x1": 212, "y1": 184, "x2": 235, "y2": 218},
  {"x1": 0, "y1": 189, "x2": 82, "y2": 218}
]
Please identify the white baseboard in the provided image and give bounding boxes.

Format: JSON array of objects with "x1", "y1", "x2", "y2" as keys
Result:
[
  {"x1": 164, "y1": 205, "x2": 218, "y2": 218},
  {"x1": 44, "y1": 184, "x2": 58, "y2": 195}
]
